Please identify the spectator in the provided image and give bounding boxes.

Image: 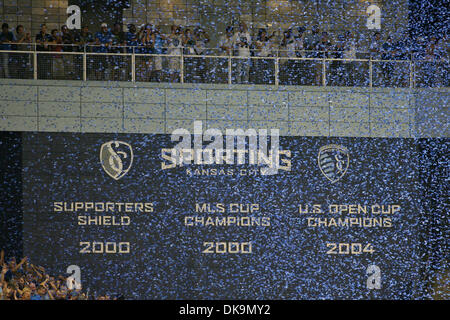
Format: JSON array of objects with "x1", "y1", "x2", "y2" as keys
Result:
[
  {"x1": 36, "y1": 24, "x2": 52, "y2": 51},
  {"x1": 295, "y1": 27, "x2": 306, "y2": 58},
  {"x1": 316, "y1": 31, "x2": 332, "y2": 57},
  {"x1": 126, "y1": 24, "x2": 138, "y2": 53},
  {"x1": 412, "y1": 36, "x2": 427, "y2": 60},
  {"x1": 343, "y1": 31, "x2": 357, "y2": 86},
  {"x1": 50, "y1": 29, "x2": 64, "y2": 79},
  {"x1": 35, "y1": 24, "x2": 53, "y2": 79},
  {"x1": 15, "y1": 25, "x2": 31, "y2": 50},
  {"x1": 169, "y1": 25, "x2": 182, "y2": 43},
  {"x1": 423, "y1": 36, "x2": 441, "y2": 86},
  {"x1": 137, "y1": 23, "x2": 153, "y2": 82},
  {"x1": 394, "y1": 34, "x2": 410, "y2": 60},
  {"x1": 253, "y1": 28, "x2": 275, "y2": 84},
  {"x1": 183, "y1": 28, "x2": 196, "y2": 82},
  {"x1": 1, "y1": 251, "x2": 113, "y2": 300},
  {"x1": 295, "y1": 26, "x2": 308, "y2": 85},
  {"x1": 436, "y1": 33, "x2": 449, "y2": 86},
  {"x1": 315, "y1": 31, "x2": 332, "y2": 85},
  {"x1": 183, "y1": 28, "x2": 196, "y2": 54},
  {"x1": 151, "y1": 25, "x2": 165, "y2": 82},
  {"x1": 193, "y1": 27, "x2": 210, "y2": 82},
  {"x1": 329, "y1": 34, "x2": 346, "y2": 86},
  {"x1": 216, "y1": 26, "x2": 234, "y2": 83},
  {"x1": 436, "y1": 33, "x2": 449, "y2": 61},
  {"x1": 168, "y1": 34, "x2": 182, "y2": 82},
  {"x1": 425, "y1": 36, "x2": 439, "y2": 61},
  {"x1": 94, "y1": 22, "x2": 112, "y2": 80},
  {"x1": 304, "y1": 24, "x2": 321, "y2": 58},
  {"x1": 303, "y1": 25, "x2": 322, "y2": 85},
  {"x1": 0, "y1": 23, "x2": 16, "y2": 78},
  {"x1": 218, "y1": 26, "x2": 234, "y2": 56},
  {"x1": 233, "y1": 22, "x2": 251, "y2": 84},
  {"x1": 61, "y1": 25, "x2": 74, "y2": 78},
  {"x1": 14, "y1": 25, "x2": 32, "y2": 78},
  {"x1": 111, "y1": 22, "x2": 126, "y2": 80},
  {"x1": 380, "y1": 36, "x2": 395, "y2": 86},
  {"x1": 280, "y1": 29, "x2": 302, "y2": 85},
  {"x1": 75, "y1": 25, "x2": 94, "y2": 52},
  {"x1": 369, "y1": 31, "x2": 383, "y2": 60},
  {"x1": 126, "y1": 23, "x2": 145, "y2": 81}
]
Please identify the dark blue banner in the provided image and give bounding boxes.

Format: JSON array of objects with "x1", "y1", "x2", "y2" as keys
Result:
[{"x1": 1, "y1": 132, "x2": 447, "y2": 299}]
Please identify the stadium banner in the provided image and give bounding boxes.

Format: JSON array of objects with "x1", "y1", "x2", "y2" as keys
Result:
[{"x1": 0, "y1": 131, "x2": 447, "y2": 299}]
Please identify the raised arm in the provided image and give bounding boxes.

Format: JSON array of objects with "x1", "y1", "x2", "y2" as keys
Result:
[
  {"x1": 0, "y1": 263, "x2": 7, "y2": 283},
  {"x1": 15, "y1": 256, "x2": 28, "y2": 271}
]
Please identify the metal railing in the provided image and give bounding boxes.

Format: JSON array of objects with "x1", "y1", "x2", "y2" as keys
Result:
[{"x1": 0, "y1": 44, "x2": 448, "y2": 87}]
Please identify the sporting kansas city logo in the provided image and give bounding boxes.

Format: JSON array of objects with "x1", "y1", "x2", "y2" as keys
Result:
[
  {"x1": 100, "y1": 141, "x2": 134, "y2": 180},
  {"x1": 318, "y1": 144, "x2": 349, "y2": 183}
]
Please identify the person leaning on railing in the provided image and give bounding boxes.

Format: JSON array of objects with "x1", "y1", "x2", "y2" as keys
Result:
[
  {"x1": 136, "y1": 23, "x2": 153, "y2": 82},
  {"x1": 369, "y1": 31, "x2": 383, "y2": 60},
  {"x1": 280, "y1": 28, "x2": 304, "y2": 85},
  {"x1": 193, "y1": 27, "x2": 210, "y2": 83},
  {"x1": 329, "y1": 34, "x2": 346, "y2": 86},
  {"x1": 232, "y1": 22, "x2": 252, "y2": 84},
  {"x1": 35, "y1": 24, "x2": 54, "y2": 79},
  {"x1": 343, "y1": 31, "x2": 357, "y2": 86},
  {"x1": 61, "y1": 25, "x2": 75, "y2": 79},
  {"x1": 168, "y1": 30, "x2": 183, "y2": 83},
  {"x1": 253, "y1": 28, "x2": 276, "y2": 84},
  {"x1": 49, "y1": 29, "x2": 64, "y2": 80},
  {"x1": 217, "y1": 26, "x2": 234, "y2": 82},
  {"x1": 183, "y1": 27, "x2": 197, "y2": 83},
  {"x1": 110, "y1": 22, "x2": 127, "y2": 81},
  {"x1": 423, "y1": 35, "x2": 444, "y2": 87},
  {"x1": 13, "y1": 25, "x2": 32, "y2": 78},
  {"x1": 0, "y1": 23, "x2": 16, "y2": 78},
  {"x1": 93, "y1": 23, "x2": 112, "y2": 81},
  {"x1": 151, "y1": 26, "x2": 166, "y2": 82},
  {"x1": 380, "y1": 36, "x2": 395, "y2": 86},
  {"x1": 303, "y1": 25, "x2": 322, "y2": 85},
  {"x1": 218, "y1": 26, "x2": 234, "y2": 56},
  {"x1": 314, "y1": 31, "x2": 332, "y2": 85},
  {"x1": 294, "y1": 27, "x2": 308, "y2": 85},
  {"x1": 74, "y1": 25, "x2": 94, "y2": 52}
]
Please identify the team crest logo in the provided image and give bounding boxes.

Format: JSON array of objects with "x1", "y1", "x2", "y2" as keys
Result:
[
  {"x1": 318, "y1": 144, "x2": 349, "y2": 183},
  {"x1": 100, "y1": 141, "x2": 133, "y2": 180}
]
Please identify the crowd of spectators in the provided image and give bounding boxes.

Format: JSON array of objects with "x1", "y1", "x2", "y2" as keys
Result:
[
  {"x1": 0, "y1": 21, "x2": 448, "y2": 85},
  {"x1": 0, "y1": 251, "x2": 112, "y2": 300}
]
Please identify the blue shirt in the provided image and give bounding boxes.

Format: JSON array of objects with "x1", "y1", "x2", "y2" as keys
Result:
[
  {"x1": 94, "y1": 31, "x2": 112, "y2": 53},
  {"x1": 153, "y1": 34, "x2": 164, "y2": 54},
  {"x1": 30, "y1": 294, "x2": 42, "y2": 300},
  {"x1": 0, "y1": 31, "x2": 16, "y2": 50},
  {"x1": 126, "y1": 32, "x2": 138, "y2": 53}
]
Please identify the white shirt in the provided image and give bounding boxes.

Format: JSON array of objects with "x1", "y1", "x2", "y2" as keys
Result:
[
  {"x1": 233, "y1": 31, "x2": 251, "y2": 57},
  {"x1": 256, "y1": 40, "x2": 272, "y2": 57},
  {"x1": 218, "y1": 34, "x2": 234, "y2": 54},
  {"x1": 195, "y1": 37, "x2": 208, "y2": 55},
  {"x1": 286, "y1": 39, "x2": 297, "y2": 58},
  {"x1": 344, "y1": 41, "x2": 356, "y2": 62},
  {"x1": 295, "y1": 38, "x2": 305, "y2": 57},
  {"x1": 168, "y1": 39, "x2": 182, "y2": 56}
]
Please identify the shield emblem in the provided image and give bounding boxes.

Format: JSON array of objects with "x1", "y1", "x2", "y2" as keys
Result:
[
  {"x1": 318, "y1": 144, "x2": 349, "y2": 183},
  {"x1": 100, "y1": 141, "x2": 133, "y2": 180}
]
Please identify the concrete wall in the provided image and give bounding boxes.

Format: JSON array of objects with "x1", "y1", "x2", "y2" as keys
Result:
[{"x1": 0, "y1": 79, "x2": 448, "y2": 138}]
